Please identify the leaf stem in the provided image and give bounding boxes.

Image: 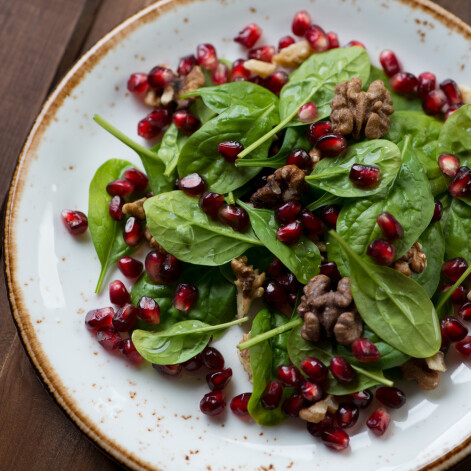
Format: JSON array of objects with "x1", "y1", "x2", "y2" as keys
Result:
[
  {"x1": 351, "y1": 365, "x2": 394, "y2": 387},
  {"x1": 95, "y1": 266, "x2": 107, "y2": 294},
  {"x1": 238, "y1": 317, "x2": 303, "y2": 350},
  {"x1": 165, "y1": 316, "x2": 249, "y2": 337},
  {"x1": 226, "y1": 191, "x2": 235, "y2": 205},
  {"x1": 235, "y1": 159, "x2": 280, "y2": 168},
  {"x1": 436, "y1": 264, "x2": 471, "y2": 311}
]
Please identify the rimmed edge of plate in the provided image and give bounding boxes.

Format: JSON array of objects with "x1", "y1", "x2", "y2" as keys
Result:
[{"x1": 3, "y1": 1, "x2": 471, "y2": 470}]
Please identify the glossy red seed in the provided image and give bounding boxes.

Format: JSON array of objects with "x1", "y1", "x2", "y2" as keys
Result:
[
  {"x1": 261, "y1": 380, "x2": 283, "y2": 410},
  {"x1": 376, "y1": 386, "x2": 406, "y2": 409},
  {"x1": 153, "y1": 363, "x2": 182, "y2": 376},
  {"x1": 148, "y1": 65, "x2": 174, "y2": 90},
  {"x1": 178, "y1": 173, "x2": 206, "y2": 196},
  {"x1": 300, "y1": 380, "x2": 323, "y2": 402},
  {"x1": 300, "y1": 209, "x2": 323, "y2": 235},
  {"x1": 316, "y1": 134, "x2": 347, "y2": 157},
  {"x1": 177, "y1": 54, "x2": 197, "y2": 76},
  {"x1": 321, "y1": 205, "x2": 340, "y2": 230},
  {"x1": 199, "y1": 191, "x2": 225, "y2": 218},
  {"x1": 336, "y1": 403, "x2": 359, "y2": 429},
  {"x1": 268, "y1": 258, "x2": 287, "y2": 277},
  {"x1": 351, "y1": 338, "x2": 381, "y2": 363},
  {"x1": 321, "y1": 427, "x2": 350, "y2": 451},
  {"x1": 234, "y1": 23, "x2": 262, "y2": 48},
  {"x1": 276, "y1": 272, "x2": 299, "y2": 293},
  {"x1": 442, "y1": 257, "x2": 469, "y2": 281},
  {"x1": 207, "y1": 368, "x2": 233, "y2": 391},
  {"x1": 201, "y1": 346, "x2": 225, "y2": 370},
  {"x1": 455, "y1": 336, "x2": 471, "y2": 360},
  {"x1": 118, "y1": 256, "x2": 143, "y2": 279},
  {"x1": 305, "y1": 25, "x2": 329, "y2": 52},
  {"x1": 127, "y1": 73, "x2": 149, "y2": 94},
  {"x1": 278, "y1": 35, "x2": 296, "y2": 50},
  {"x1": 459, "y1": 303, "x2": 471, "y2": 321},
  {"x1": 449, "y1": 166, "x2": 471, "y2": 198},
  {"x1": 218, "y1": 204, "x2": 249, "y2": 232},
  {"x1": 422, "y1": 89, "x2": 448, "y2": 116},
  {"x1": 349, "y1": 163, "x2": 380, "y2": 188},
  {"x1": 211, "y1": 62, "x2": 229, "y2": 85},
  {"x1": 417, "y1": 72, "x2": 436, "y2": 98},
  {"x1": 286, "y1": 148, "x2": 312, "y2": 170},
  {"x1": 367, "y1": 238, "x2": 396, "y2": 265},
  {"x1": 432, "y1": 200, "x2": 443, "y2": 222},
  {"x1": 197, "y1": 43, "x2": 218, "y2": 69},
  {"x1": 96, "y1": 327, "x2": 121, "y2": 351},
  {"x1": 218, "y1": 140, "x2": 244, "y2": 162},
  {"x1": 182, "y1": 354, "x2": 203, "y2": 372},
  {"x1": 346, "y1": 40, "x2": 366, "y2": 49},
  {"x1": 248, "y1": 45, "x2": 275, "y2": 62},
  {"x1": 292, "y1": 10, "x2": 311, "y2": 36},
  {"x1": 113, "y1": 303, "x2": 139, "y2": 332},
  {"x1": 307, "y1": 121, "x2": 333, "y2": 145},
  {"x1": 282, "y1": 393, "x2": 305, "y2": 417},
  {"x1": 275, "y1": 200, "x2": 301, "y2": 225},
  {"x1": 137, "y1": 117, "x2": 160, "y2": 139},
  {"x1": 441, "y1": 316, "x2": 468, "y2": 342},
  {"x1": 264, "y1": 280, "x2": 288, "y2": 309},
  {"x1": 123, "y1": 168, "x2": 149, "y2": 192},
  {"x1": 438, "y1": 153, "x2": 460, "y2": 177},
  {"x1": 137, "y1": 296, "x2": 160, "y2": 324},
  {"x1": 307, "y1": 414, "x2": 334, "y2": 437},
  {"x1": 277, "y1": 221, "x2": 303, "y2": 245},
  {"x1": 367, "y1": 408, "x2": 391, "y2": 436},
  {"x1": 145, "y1": 250, "x2": 182, "y2": 284},
  {"x1": 266, "y1": 71, "x2": 289, "y2": 95},
  {"x1": 450, "y1": 284, "x2": 468, "y2": 305},
  {"x1": 440, "y1": 79, "x2": 463, "y2": 106},
  {"x1": 109, "y1": 280, "x2": 131, "y2": 306},
  {"x1": 231, "y1": 58, "x2": 251, "y2": 82},
  {"x1": 445, "y1": 104, "x2": 463, "y2": 120},
  {"x1": 85, "y1": 307, "x2": 114, "y2": 331},
  {"x1": 379, "y1": 50, "x2": 402, "y2": 77},
  {"x1": 108, "y1": 196, "x2": 124, "y2": 221},
  {"x1": 147, "y1": 108, "x2": 171, "y2": 129},
  {"x1": 173, "y1": 283, "x2": 198, "y2": 311},
  {"x1": 200, "y1": 390, "x2": 226, "y2": 416},
  {"x1": 106, "y1": 179, "x2": 135, "y2": 197},
  {"x1": 298, "y1": 101, "x2": 318, "y2": 123},
  {"x1": 390, "y1": 72, "x2": 418, "y2": 94},
  {"x1": 172, "y1": 110, "x2": 200, "y2": 134},
  {"x1": 377, "y1": 212, "x2": 404, "y2": 240},
  {"x1": 326, "y1": 31, "x2": 340, "y2": 49},
  {"x1": 118, "y1": 338, "x2": 143, "y2": 364},
  {"x1": 123, "y1": 217, "x2": 144, "y2": 247},
  {"x1": 300, "y1": 357, "x2": 328, "y2": 382},
  {"x1": 61, "y1": 209, "x2": 88, "y2": 235},
  {"x1": 320, "y1": 261, "x2": 341, "y2": 283},
  {"x1": 330, "y1": 356, "x2": 355, "y2": 383},
  {"x1": 349, "y1": 389, "x2": 373, "y2": 408},
  {"x1": 230, "y1": 393, "x2": 252, "y2": 417},
  {"x1": 277, "y1": 365, "x2": 303, "y2": 388}
]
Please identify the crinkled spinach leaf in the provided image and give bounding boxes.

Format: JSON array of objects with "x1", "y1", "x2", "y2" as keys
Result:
[
  {"x1": 441, "y1": 196, "x2": 471, "y2": 262},
  {"x1": 156, "y1": 123, "x2": 188, "y2": 177}
]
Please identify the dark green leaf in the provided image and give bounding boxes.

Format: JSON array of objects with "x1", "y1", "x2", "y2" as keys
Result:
[
  {"x1": 271, "y1": 312, "x2": 291, "y2": 375},
  {"x1": 306, "y1": 192, "x2": 343, "y2": 211},
  {"x1": 156, "y1": 123, "x2": 187, "y2": 177},
  {"x1": 442, "y1": 197, "x2": 471, "y2": 262},
  {"x1": 190, "y1": 98, "x2": 217, "y2": 124}
]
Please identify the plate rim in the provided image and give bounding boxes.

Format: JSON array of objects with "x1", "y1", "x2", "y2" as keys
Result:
[{"x1": 4, "y1": 1, "x2": 471, "y2": 470}]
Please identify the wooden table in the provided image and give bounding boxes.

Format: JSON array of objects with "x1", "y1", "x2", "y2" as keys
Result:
[{"x1": 0, "y1": 0, "x2": 470, "y2": 469}]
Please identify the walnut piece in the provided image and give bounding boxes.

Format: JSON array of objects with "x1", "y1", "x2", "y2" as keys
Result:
[
  {"x1": 243, "y1": 59, "x2": 276, "y2": 78},
  {"x1": 425, "y1": 351, "x2": 446, "y2": 372},
  {"x1": 178, "y1": 65, "x2": 206, "y2": 97},
  {"x1": 330, "y1": 78, "x2": 394, "y2": 140},
  {"x1": 272, "y1": 40, "x2": 314, "y2": 68},
  {"x1": 401, "y1": 358, "x2": 441, "y2": 390},
  {"x1": 237, "y1": 332, "x2": 253, "y2": 383},
  {"x1": 297, "y1": 275, "x2": 362, "y2": 345},
  {"x1": 309, "y1": 148, "x2": 321, "y2": 169},
  {"x1": 231, "y1": 256, "x2": 266, "y2": 318},
  {"x1": 250, "y1": 165, "x2": 308, "y2": 209},
  {"x1": 145, "y1": 225, "x2": 166, "y2": 252},
  {"x1": 299, "y1": 395, "x2": 338, "y2": 423},
  {"x1": 393, "y1": 241, "x2": 427, "y2": 277},
  {"x1": 459, "y1": 85, "x2": 471, "y2": 104},
  {"x1": 122, "y1": 197, "x2": 146, "y2": 220},
  {"x1": 144, "y1": 88, "x2": 161, "y2": 107}
]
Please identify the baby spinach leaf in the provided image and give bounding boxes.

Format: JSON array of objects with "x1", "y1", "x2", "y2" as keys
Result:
[
  {"x1": 271, "y1": 311, "x2": 292, "y2": 375},
  {"x1": 330, "y1": 230, "x2": 441, "y2": 358},
  {"x1": 156, "y1": 123, "x2": 188, "y2": 177},
  {"x1": 442, "y1": 197, "x2": 471, "y2": 262},
  {"x1": 190, "y1": 98, "x2": 217, "y2": 124},
  {"x1": 88, "y1": 158, "x2": 137, "y2": 293},
  {"x1": 306, "y1": 192, "x2": 343, "y2": 211},
  {"x1": 306, "y1": 139, "x2": 401, "y2": 197},
  {"x1": 144, "y1": 191, "x2": 262, "y2": 266},
  {"x1": 177, "y1": 105, "x2": 274, "y2": 193},
  {"x1": 326, "y1": 231, "x2": 351, "y2": 277},
  {"x1": 238, "y1": 201, "x2": 321, "y2": 284}
]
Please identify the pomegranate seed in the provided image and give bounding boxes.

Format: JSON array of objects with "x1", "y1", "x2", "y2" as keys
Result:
[
  {"x1": 147, "y1": 108, "x2": 171, "y2": 129},
  {"x1": 298, "y1": 102, "x2": 318, "y2": 123},
  {"x1": 173, "y1": 283, "x2": 198, "y2": 311},
  {"x1": 366, "y1": 408, "x2": 391, "y2": 436},
  {"x1": 97, "y1": 327, "x2": 121, "y2": 351},
  {"x1": 106, "y1": 179, "x2": 135, "y2": 197},
  {"x1": 449, "y1": 166, "x2": 471, "y2": 198},
  {"x1": 178, "y1": 173, "x2": 206, "y2": 196},
  {"x1": 123, "y1": 168, "x2": 148, "y2": 192},
  {"x1": 177, "y1": 54, "x2": 197, "y2": 76},
  {"x1": 450, "y1": 284, "x2": 468, "y2": 305},
  {"x1": 137, "y1": 296, "x2": 160, "y2": 324},
  {"x1": 153, "y1": 363, "x2": 182, "y2": 376},
  {"x1": 376, "y1": 386, "x2": 406, "y2": 409},
  {"x1": 85, "y1": 307, "x2": 114, "y2": 331},
  {"x1": 300, "y1": 380, "x2": 323, "y2": 402},
  {"x1": 442, "y1": 257, "x2": 469, "y2": 281},
  {"x1": 118, "y1": 256, "x2": 143, "y2": 278},
  {"x1": 300, "y1": 209, "x2": 323, "y2": 235},
  {"x1": 441, "y1": 316, "x2": 468, "y2": 342},
  {"x1": 275, "y1": 200, "x2": 301, "y2": 224},
  {"x1": 234, "y1": 23, "x2": 262, "y2": 48},
  {"x1": 292, "y1": 10, "x2": 311, "y2": 36},
  {"x1": 346, "y1": 40, "x2": 366, "y2": 49},
  {"x1": 321, "y1": 205, "x2": 340, "y2": 230},
  {"x1": 305, "y1": 25, "x2": 329, "y2": 52},
  {"x1": 286, "y1": 148, "x2": 312, "y2": 170},
  {"x1": 307, "y1": 121, "x2": 333, "y2": 145},
  {"x1": 276, "y1": 272, "x2": 299, "y2": 293},
  {"x1": 231, "y1": 59, "x2": 251, "y2": 82},
  {"x1": 266, "y1": 71, "x2": 289, "y2": 95},
  {"x1": 277, "y1": 365, "x2": 303, "y2": 388},
  {"x1": 277, "y1": 221, "x2": 303, "y2": 245},
  {"x1": 351, "y1": 338, "x2": 381, "y2": 363},
  {"x1": 336, "y1": 403, "x2": 359, "y2": 429},
  {"x1": 261, "y1": 380, "x2": 283, "y2": 410},
  {"x1": 218, "y1": 204, "x2": 249, "y2": 232},
  {"x1": 432, "y1": 200, "x2": 443, "y2": 222},
  {"x1": 300, "y1": 357, "x2": 328, "y2": 382},
  {"x1": 230, "y1": 393, "x2": 252, "y2": 417},
  {"x1": 379, "y1": 50, "x2": 402, "y2": 78},
  {"x1": 248, "y1": 45, "x2": 275, "y2": 62},
  {"x1": 459, "y1": 303, "x2": 471, "y2": 321},
  {"x1": 218, "y1": 140, "x2": 244, "y2": 163},
  {"x1": 199, "y1": 191, "x2": 225, "y2": 218},
  {"x1": 211, "y1": 62, "x2": 229, "y2": 85},
  {"x1": 264, "y1": 280, "x2": 288, "y2": 309},
  {"x1": 182, "y1": 354, "x2": 202, "y2": 372},
  {"x1": 440, "y1": 79, "x2": 463, "y2": 106},
  {"x1": 349, "y1": 163, "x2": 380, "y2": 188},
  {"x1": 367, "y1": 238, "x2": 395, "y2": 265},
  {"x1": 330, "y1": 356, "x2": 356, "y2": 383},
  {"x1": 376, "y1": 212, "x2": 404, "y2": 240},
  {"x1": 108, "y1": 196, "x2": 124, "y2": 221},
  {"x1": 349, "y1": 389, "x2": 373, "y2": 408},
  {"x1": 118, "y1": 338, "x2": 143, "y2": 364},
  {"x1": 316, "y1": 134, "x2": 347, "y2": 157},
  {"x1": 201, "y1": 346, "x2": 225, "y2": 370},
  {"x1": 307, "y1": 414, "x2": 334, "y2": 436},
  {"x1": 326, "y1": 32, "x2": 340, "y2": 49},
  {"x1": 417, "y1": 72, "x2": 436, "y2": 98},
  {"x1": 278, "y1": 35, "x2": 295, "y2": 50},
  {"x1": 455, "y1": 336, "x2": 471, "y2": 360},
  {"x1": 445, "y1": 104, "x2": 463, "y2": 120},
  {"x1": 123, "y1": 217, "x2": 144, "y2": 247},
  {"x1": 390, "y1": 72, "x2": 418, "y2": 94},
  {"x1": 127, "y1": 73, "x2": 149, "y2": 93},
  {"x1": 207, "y1": 368, "x2": 232, "y2": 390},
  {"x1": 321, "y1": 427, "x2": 350, "y2": 451},
  {"x1": 137, "y1": 117, "x2": 160, "y2": 139},
  {"x1": 320, "y1": 261, "x2": 341, "y2": 283},
  {"x1": 200, "y1": 390, "x2": 226, "y2": 416},
  {"x1": 148, "y1": 66, "x2": 174, "y2": 90},
  {"x1": 438, "y1": 153, "x2": 460, "y2": 177},
  {"x1": 145, "y1": 251, "x2": 182, "y2": 284},
  {"x1": 61, "y1": 209, "x2": 88, "y2": 235},
  {"x1": 172, "y1": 110, "x2": 200, "y2": 134},
  {"x1": 282, "y1": 393, "x2": 305, "y2": 417},
  {"x1": 269, "y1": 258, "x2": 287, "y2": 277},
  {"x1": 113, "y1": 303, "x2": 139, "y2": 332},
  {"x1": 109, "y1": 280, "x2": 131, "y2": 306},
  {"x1": 422, "y1": 89, "x2": 448, "y2": 116}
]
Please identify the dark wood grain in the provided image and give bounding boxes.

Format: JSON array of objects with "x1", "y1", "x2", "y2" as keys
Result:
[{"x1": 0, "y1": 1, "x2": 470, "y2": 470}]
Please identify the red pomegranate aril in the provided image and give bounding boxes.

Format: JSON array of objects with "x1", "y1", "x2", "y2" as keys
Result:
[
  {"x1": 320, "y1": 261, "x2": 341, "y2": 283},
  {"x1": 123, "y1": 217, "x2": 144, "y2": 247},
  {"x1": 231, "y1": 59, "x2": 251, "y2": 82},
  {"x1": 441, "y1": 316, "x2": 468, "y2": 342},
  {"x1": 282, "y1": 393, "x2": 305, "y2": 417},
  {"x1": 196, "y1": 44, "x2": 218, "y2": 70},
  {"x1": 390, "y1": 72, "x2": 418, "y2": 94},
  {"x1": 97, "y1": 327, "x2": 121, "y2": 351},
  {"x1": 261, "y1": 380, "x2": 283, "y2": 410},
  {"x1": 230, "y1": 393, "x2": 252, "y2": 417},
  {"x1": 109, "y1": 280, "x2": 131, "y2": 306},
  {"x1": 201, "y1": 346, "x2": 225, "y2": 370},
  {"x1": 266, "y1": 71, "x2": 288, "y2": 95},
  {"x1": 321, "y1": 428, "x2": 350, "y2": 451},
  {"x1": 113, "y1": 303, "x2": 139, "y2": 332},
  {"x1": 148, "y1": 65, "x2": 174, "y2": 90},
  {"x1": 173, "y1": 283, "x2": 198, "y2": 311},
  {"x1": 300, "y1": 380, "x2": 323, "y2": 402},
  {"x1": 207, "y1": 368, "x2": 233, "y2": 391},
  {"x1": 123, "y1": 167, "x2": 149, "y2": 192},
  {"x1": 336, "y1": 403, "x2": 359, "y2": 429},
  {"x1": 379, "y1": 50, "x2": 402, "y2": 78},
  {"x1": 218, "y1": 140, "x2": 244, "y2": 163},
  {"x1": 307, "y1": 121, "x2": 333, "y2": 145},
  {"x1": 278, "y1": 35, "x2": 295, "y2": 50},
  {"x1": 292, "y1": 10, "x2": 311, "y2": 36},
  {"x1": 264, "y1": 280, "x2": 288, "y2": 308},
  {"x1": 316, "y1": 134, "x2": 347, "y2": 157},
  {"x1": 298, "y1": 102, "x2": 318, "y2": 123},
  {"x1": 153, "y1": 363, "x2": 182, "y2": 376},
  {"x1": 366, "y1": 408, "x2": 391, "y2": 436},
  {"x1": 440, "y1": 79, "x2": 463, "y2": 106},
  {"x1": 459, "y1": 303, "x2": 471, "y2": 321},
  {"x1": 234, "y1": 23, "x2": 262, "y2": 48},
  {"x1": 300, "y1": 357, "x2": 328, "y2": 382},
  {"x1": 422, "y1": 89, "x2": 448, "y2": 116},
  {"x1": 438, "y1": 153, "x2": 460, "y2": 177},
  {"x1": 349, "y1": 163, "x2": 380, "y2": 188},
  {"x1": 127, "y1": 72, "x2": 149, "y2": 93},
  {"x1": 277, "y1": 273, "x2": 299, "y2": 293},
  {"x1": 109, "y1": 196, "x2": 124, "y2": 221},
  {"x1": 321, "y1": 205, "x2": 340, "y2": 230},
  {"x1": 346, "y1": 40, "x2": 366, "y2": 49},
  {"x1": 85, "y1": 307, "x2": 114, "y2": 331},
  {"x1": 118, "y1": 338, "x2": 143, "y2": 364},
  {"x1": 417, "y1": 72, "x2": 436, "y2": 98},
  {"x1": 349, "y1": 389, "x2": 373, "y2": 408},
  {"x1": 172, "y1": 110, "x2": 200, "y2": 134},
  {"x1": 330, "y1": 356, "x2": 356, "y2": 384},
  {"x1": 106, "y1": 179, "x2": 135, "y2": 197},
  {"x1": 367, "y1": 238, "x2": 396, "y2": 265},
  {"x1": 455, "y1": 336, "x2": 471, "y2": 360},
  {"x1": 269, "y1": 258, "x2": 287, "y2": 277},
  {"x1": 61, "y1": 209, "x2": 88, "y2": 235},
  {"x1": 327, "y1": 31, "x2": 340, "y2": 49},
  {"x1": 182, "y1": 354, "x2": 202, "y2": 372},
  {"x1": 432, "y1": 200, "x2": 443, "y2": 222},
  {"x1": 376, "y1": 386, "x2": 406, "y2": 409},
  {"x1": 450, "y1": 284, "x2": 468, "y2": 305},
  {"x1": 286, "y1": 148, "x2": 312, "y2": 170},
  {"x1": 177, "y1": 54, "x2": 197, "y2": 75},
  {"x1": 449, "y1": 166, "x2": 471, "y2": 198},
  {"x1": 277, "y1": 365, "x2": 303, "y2": 388},
  {"x1": 445, "y1": 104, "x2": 463, "y2": 120},
  {"x1": 137, "y1": 296, "x2": 160, "y2": 324},
  {"x1": 137, "y1": 117, "x2": 160, "y2": 139},
  {"x1": 211, "y1": 62, "x2": 229, "y2": 85},
  {"x1": 307, "y1": 414, "x2": 334, "y2": 437},
  {"x1": 305, "y1": 25, "x2": 329, "y2": 52},
  {"x1": 300, "y1": 209, "x2": 323, "y2": 235},
  {"x1": 248, "y1": 45, "x2": 275, "y2": 62},
  {"x1": 178, "y1": 173, "x2": 206, "y2": 196},
  {"x1": 351, "y1": 338, "x2": 381, "y2": 363},
  {"x1": 147, "y1": 108, "x2": 171, "y2": 129},
  {"x1": 145, "y1": 251, "x2": 182, "y2": 284},
  {"x1": 118, "y1": 256, "x2": 143, "y2": 278},
  {"x1": 377, "y1": 212, "x2": 404, "y2": 240},
  {"x1": 442, "y1": 257, "x2": 469, "y2": 281},
  {"x1": 200, "y1": 390, "x2": 226, "y2": 416},
  {"x1": 277, "y1": 221, "x2": 303, "y2": 245},
  {"x1": 199, "y1": 191, "x2": 225, "y2": 218},
  {"x1": 275, "y1": 200, "x2": 302, "y2": 225},
  {"x1": 218, "y1": 204, "x2": 249, "y2": 232}
]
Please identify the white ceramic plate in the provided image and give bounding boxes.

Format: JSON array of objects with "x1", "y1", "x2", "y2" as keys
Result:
[{"x1": 6, "y1": 0, "x2": 471, "y2": 470}]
